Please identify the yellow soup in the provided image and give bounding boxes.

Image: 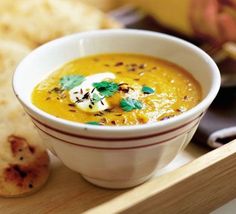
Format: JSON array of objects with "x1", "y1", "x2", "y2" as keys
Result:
[{"x1": 32, "y1": 53, "x2": 202, "y2": 126}]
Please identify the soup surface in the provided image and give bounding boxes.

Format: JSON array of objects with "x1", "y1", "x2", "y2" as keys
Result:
[{"x1": 32, "y1": 53, "x2": 202, "y2": 126}]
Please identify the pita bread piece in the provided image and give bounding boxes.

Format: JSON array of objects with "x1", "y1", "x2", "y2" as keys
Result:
[{"x1": 0, "y1": 40, "x2": 50, "y2": 197}]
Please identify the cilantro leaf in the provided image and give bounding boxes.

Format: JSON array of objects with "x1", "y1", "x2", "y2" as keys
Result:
[
  {"x1": 93, "y1": 81, "x2": 118, "y2": 97},
  {"x1": 120, "y1": 98, "x2": 143, "y2": 112},
  {"x1": 92, "y1": 93, "x2": 101, "y2": 103},
  {"x1": 142, "y1": 86, "x2": 155, "y2": 94},
  {"x1": 60, "y1": 75, "x2": 85, "y2": 90},
  {"x1": 86, "y1": 121, "x2": 101, "y2": 125}
]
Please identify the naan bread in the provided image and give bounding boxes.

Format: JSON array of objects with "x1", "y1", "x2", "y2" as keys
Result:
[
  {"x1": 0, "y1": 0, "x2": 121, "y2": 48},
  {"x1": 0, "y1": 40, "x2": 50, "y2": 197}
]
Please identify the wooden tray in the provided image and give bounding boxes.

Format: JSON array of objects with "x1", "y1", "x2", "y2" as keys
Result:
[{"x1": 1, "y1": 140, "x2": 236, "y2": 213}]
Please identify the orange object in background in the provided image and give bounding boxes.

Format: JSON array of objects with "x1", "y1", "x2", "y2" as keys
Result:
[
  {"x1": 126, "y1": 0, "x2": 236, "y2": 45},
  {"x1": 190, "y1": 0, "x2": 236, "y2": 45}
]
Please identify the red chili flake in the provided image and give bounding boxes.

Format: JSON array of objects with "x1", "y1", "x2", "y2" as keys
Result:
[
  {"x1": 111, "y1": 121, "x2": 116, "y2": 125},
  {"x1": 115, "y1": 62, "x2": 124, "y2": 66},
  {"x1": 80, "y1": 88, "x2": 83, "y2": 94}
]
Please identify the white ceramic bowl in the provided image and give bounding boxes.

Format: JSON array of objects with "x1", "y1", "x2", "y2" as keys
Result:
[{"x1": 13, "y1": 30, "x2": 220, "y2": 189}]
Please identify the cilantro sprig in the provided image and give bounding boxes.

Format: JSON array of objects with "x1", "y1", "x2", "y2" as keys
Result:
[
  {"x1": 93, "y1": 81, "x2": 118, "y2": 97},
  {"x1": 92, "y1": 93, "x2": 102, "y2": 103},
  {"x1": 60, "y1": 75, "x2": 85, "y2": 90},
  {"x1": 120, "y1": 98, "x2": 143, "y2": 112},
  {"x1": 86, "y1": 121, "x2": 101, "y2": 125},
  {"x1": 142, "y1": 86, "x2": 155, "y2": 94}
]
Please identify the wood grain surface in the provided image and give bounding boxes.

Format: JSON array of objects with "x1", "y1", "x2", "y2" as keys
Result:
[{"x1": 1, "y1": 141, "x2": 235, "y2": 214}]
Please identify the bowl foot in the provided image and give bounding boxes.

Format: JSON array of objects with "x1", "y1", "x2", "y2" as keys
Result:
[{"x1": 82, "y1": 174, "x2": 154, "y2": 189}]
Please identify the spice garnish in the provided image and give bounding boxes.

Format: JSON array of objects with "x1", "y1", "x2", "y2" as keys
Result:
[
  {"x1": 60, "y1": 75, "x2": 85, "y2": 90},
  {"x1": 184, "y1": 95, "x2": 188, "y2": 100},
  {"x1": 69, "y1": 109, "x2": 76, "y2": 112},
  {"x1": 82, "y1": 92, "x2": 90, "y2": 99},
  {"x1": 68, "y1": 103, "x2": 76, "y2": 107},
  {"x1": 49, "y1": 87, "x2": 64, "y2": 94},
  {"x1": 115, "y1": 62, "x2": 124, "y2": 66},
  {"x1": 139, "y1": 64, "x2": 147, "y2": 69},
  {"x1": 111, "y1": 120, "x2": 116, "y2": 125},
  {"x1": 142, "y1": 86, "x2": 155, "y2": 94},
  {"x1": 120, "y1": 98, "x2": 143, "y2": 112},
  {"x1": 91, "y1": 88, "x2": 95, "y2": 93},
  {"x1": 93, "y1": 81, "x2": 118, "y2": 97},
  {"x1": 128, "y1": 67, "x2": 136, "y2": 72},
  {"x1": 104, "y1": 108, "x2": 112, "y2": 112}
]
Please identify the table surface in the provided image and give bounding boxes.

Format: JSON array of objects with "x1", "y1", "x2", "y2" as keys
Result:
[{"x1": 0, "y1": 142, "x2": 235, "y2": 214}]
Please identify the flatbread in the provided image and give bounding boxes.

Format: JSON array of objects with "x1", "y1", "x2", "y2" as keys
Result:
[
  {"x1": 0, "y1": 40, "x2": 50, "y2": 197},
  {"x1": 0, "y1": 0, "x2": 121, "y2": 48}
]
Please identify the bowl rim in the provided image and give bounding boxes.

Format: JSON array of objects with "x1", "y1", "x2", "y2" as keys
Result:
[{"x1": 13, "y1": 29, "x2": 221, "y2": 133}]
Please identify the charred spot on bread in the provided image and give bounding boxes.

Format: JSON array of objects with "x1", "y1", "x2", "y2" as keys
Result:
[
  {"x1": 4, "y1": 164, "x2": 28, "y2": 187},
  {"x1": 8, "y1": 135, "x2": 27, "y2": 156},
  {"x1": 8, "y1": 135, "x2": 36, "y2": 157}
]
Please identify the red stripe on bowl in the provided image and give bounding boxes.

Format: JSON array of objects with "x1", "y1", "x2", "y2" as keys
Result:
[
  {"x1": 27, "y1": 112, "x2": 203, "y2": 142},
  {"x1": 32, "y1": 120, "x2": 200, "y2": 150}
]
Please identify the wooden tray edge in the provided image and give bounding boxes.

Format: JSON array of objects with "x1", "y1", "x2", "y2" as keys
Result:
[{"x1": 86, "y1": 140, "x2": 236, "y2": 213}]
